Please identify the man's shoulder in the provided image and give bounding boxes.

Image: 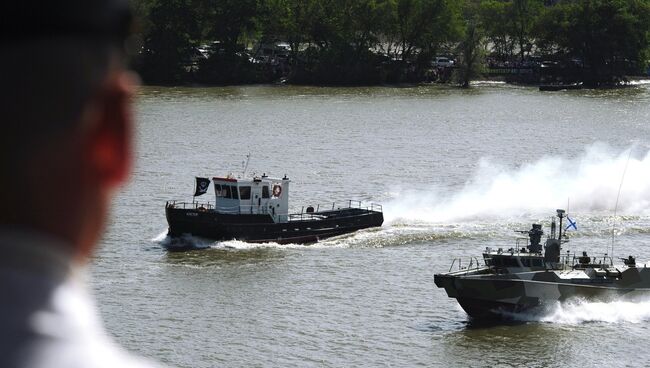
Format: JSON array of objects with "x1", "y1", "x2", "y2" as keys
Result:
[
  {"x1": 20, "y1": 337, "x2": 162, "y2": 368},
  {"x1": 0, "y1": 230, "x2": 164, "y2": 368}
]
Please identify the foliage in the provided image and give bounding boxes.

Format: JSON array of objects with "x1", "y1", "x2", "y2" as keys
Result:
[
  {"x1": 130, "y1": 0, "x2": 650, "y2": 87},
  {"x1": 480, "y1": 0, "x2": 543, "y2": 62},
  {"x1": 536, "y1": 0, "x2": 650, "y2": 86},
  {"x1": 137, "y1": 0, "x2": 200, "y2": 84},
  {"x1": 456, "y1": 1, "x2": 486, "y2": 88},
  {"x1": 199, "y1": 0, "x2": 261, "y2": 52}
]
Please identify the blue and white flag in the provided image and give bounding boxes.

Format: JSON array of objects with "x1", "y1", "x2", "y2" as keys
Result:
[{"x1": 565, "y1": 216, "x2": 577, "y2": 231}]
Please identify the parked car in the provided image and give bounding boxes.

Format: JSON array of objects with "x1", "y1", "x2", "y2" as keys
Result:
[{"x1": 433, "y1": 57, "x2": 454, "y2": 67}]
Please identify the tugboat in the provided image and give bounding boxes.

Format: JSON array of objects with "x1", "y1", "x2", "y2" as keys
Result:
[
  {"x1": 434, "y1": 209, "x2": 650, "y2": 320},
  {"x1": 165, "y1": 174, "x2": 383, "y2": 245}
]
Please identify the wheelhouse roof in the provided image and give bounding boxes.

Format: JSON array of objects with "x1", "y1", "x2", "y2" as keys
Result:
[
  {"x1": 212, "y1": 177, "x2": 238, "y2": 182},
  {"x1": 212, "y1": 176, "x2": 289, "y2": 184}
]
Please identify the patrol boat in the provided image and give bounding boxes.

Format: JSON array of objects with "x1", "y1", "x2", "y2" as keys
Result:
[
  {"x1": 434, "y1": 209, "x2": 650, "y2": 320},
  {"x1": 165, "y1": 174, "x2": 383, "y2": 245}
]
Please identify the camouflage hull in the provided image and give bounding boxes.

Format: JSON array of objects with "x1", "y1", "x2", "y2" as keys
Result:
[{"x1": 435, "y1": 267, "x2": 650, "y2": 320}]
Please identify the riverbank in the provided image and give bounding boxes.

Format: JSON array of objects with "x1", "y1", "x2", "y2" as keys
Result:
[
  {"x1": 139, "y1": 73, "x2": 650, "y2": 90},
  {"x1": 133, "y1": 52, "x2": 649, "y2": 89}
]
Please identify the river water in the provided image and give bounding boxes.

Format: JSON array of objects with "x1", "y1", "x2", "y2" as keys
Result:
[{"x1": 93, "y1": 82, "x2": 650, "y2": 367}]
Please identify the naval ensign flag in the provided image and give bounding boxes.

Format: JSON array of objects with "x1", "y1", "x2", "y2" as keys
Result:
[{"x1": 194, "y1": 177, "x2": 210, "y2": 197}]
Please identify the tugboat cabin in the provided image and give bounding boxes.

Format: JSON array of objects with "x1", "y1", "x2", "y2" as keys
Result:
[{"x1": 212, "y1": 174, "x2": 290, "y2": 221}]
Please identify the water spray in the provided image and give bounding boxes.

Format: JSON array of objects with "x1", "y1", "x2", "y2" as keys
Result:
[{"x1": 611, "y1": 148, "x2": 633, "y2": 261}]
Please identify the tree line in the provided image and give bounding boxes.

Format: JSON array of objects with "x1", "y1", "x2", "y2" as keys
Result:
[{"x1": 130, "y1": 0, "x2": 650, "y2": 87}]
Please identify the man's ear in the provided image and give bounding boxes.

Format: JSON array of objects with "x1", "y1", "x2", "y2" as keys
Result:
[{"x1": 87, "y1": 71, "x2": 137, "y2": 188}]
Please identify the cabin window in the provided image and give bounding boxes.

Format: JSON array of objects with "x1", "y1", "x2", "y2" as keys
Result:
[
  {"x1": 239, "y1": 186, "x2": 251, "y2": 200},
  {"x1": 532, "y1": 259, "x2": 543, "y2": 267},
  {"x1": 223, "y1": 185, "x2": 232, "y2": 198},
  {"x1": 230, "y1": 186, "x2": 239, "y2": 200},
  {"x1": 521, "y1": 258, "x2": 530, "y2": 267},
  {"x1": 215, "y1": 184, "x2": 222, "y2": 197},
  {"x1": 262, "y1": 186, "x2": 270, "y2": 199}
]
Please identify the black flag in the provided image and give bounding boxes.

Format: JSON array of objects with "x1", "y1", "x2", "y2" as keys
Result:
[{"x1": 194, "y1": 177, "x2": 210, "y2": 197}]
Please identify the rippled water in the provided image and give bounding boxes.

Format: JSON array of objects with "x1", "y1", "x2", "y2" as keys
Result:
[{"x1": 93, "y1": 82, "x2": 650, "y2": 367}]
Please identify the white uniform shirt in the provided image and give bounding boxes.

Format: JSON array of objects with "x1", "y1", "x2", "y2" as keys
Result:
[{"x1": 0, "y1": 228, "x2": 162, "y2": 368}]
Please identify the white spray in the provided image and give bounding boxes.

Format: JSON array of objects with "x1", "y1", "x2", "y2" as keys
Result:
[{"x1": 385, "y1": 144, "x2": 650, "y2": 224}]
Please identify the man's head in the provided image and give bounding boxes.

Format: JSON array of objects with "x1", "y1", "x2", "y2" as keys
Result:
[{"x1": 0, "y1": 0, "x2": 136, "y2": 260}]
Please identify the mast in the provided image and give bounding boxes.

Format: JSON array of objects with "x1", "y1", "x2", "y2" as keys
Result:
[
  {"x1": 612, "y1": 149, "x2": 633, "y2": 261},
  {"x1": 556, "y1": 209, "x2": 565, "y2": 241},
  {"x1": 242, "y1": 153, "x2": 251, "y2": 178}
]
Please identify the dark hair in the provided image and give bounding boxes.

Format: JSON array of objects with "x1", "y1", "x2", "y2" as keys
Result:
[
  {"x1": 0, "y1": 0, "x2": 132, "y2": 150},
  {"x1": 2, "y1": 40, "x2": 113, "y2": 146},
  {"x1": 0, "y1": 1, "x2": 132, "y2": 45},
  {"x1": 0, "y1": 1, "x2": 133, "y2": 219},
  {"x1": 0, "y1": 39, "x2": 117, "y2": 205}
]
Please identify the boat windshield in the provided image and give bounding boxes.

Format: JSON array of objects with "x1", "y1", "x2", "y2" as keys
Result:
[
  {"x1": 239, "y1": 186, "x2": 251, "y2": 200},
  {"x1": 216, "y1": 185, "x2": 235, "y2": 199}
]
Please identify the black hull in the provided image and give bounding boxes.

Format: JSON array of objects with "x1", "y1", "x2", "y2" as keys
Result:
[
  {"x1": 455, "y1": 298, "x2": 540, "y2": 320},
  {"x1": 165, "y1": 206, "x2": 384, "y2": 244},
  {"x1": 435, "y1": 271, "x2": 650, "y2": 321}
]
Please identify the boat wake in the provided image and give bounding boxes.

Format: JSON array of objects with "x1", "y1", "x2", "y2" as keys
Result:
[
  {"x1": 626, "y1": 79, "x2": 650, "y2": 86},
  {"x1": 152, "y1": 229, "x2": 357, "y2": 250},
  {"x1": 385, "y1": 143, "x2": 650, "y2": 225},
  {"x1": 542, "y1": 299, "x2": 650, "y2": 324},
  {"x1": 504, "y1": 298, "x2": 650, "y2": 325},
  {"x1": 153, "y1": 231, "x2": 214, "y2": 251}
]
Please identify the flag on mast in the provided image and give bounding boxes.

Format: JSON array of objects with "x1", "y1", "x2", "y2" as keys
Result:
[
  {"x1": 565, "y1": 216, "x2": 577, "y2": 231},
  {"x1": 194, "y1": 177, "x2": 210, "y2": 197}
]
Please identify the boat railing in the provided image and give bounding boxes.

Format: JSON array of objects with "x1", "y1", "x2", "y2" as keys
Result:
[
  {"x1": 568, "y1": 252, "x2": 614, "y2": 267},
  {"x1": 301, "y1": 200, "x2": 382, "y2": 214},
  {"x1": 284, "y1": 201, "x2": 382, "y2": 222},
  {"x1": 166, "y1": 200, "x2": 214, "y2": 210},
  {"x1": 167, "y1": 200, "x2": 382, "y2": 218},
  {"x1": 448, "y1": 257, "x2": 483, "y2": 272},
  {"x1": 515, "y1": 237, "x2": 528, "y2": 252},
  {"x1": 285, "y1": 213, "x2": 327, "y2": 222}
]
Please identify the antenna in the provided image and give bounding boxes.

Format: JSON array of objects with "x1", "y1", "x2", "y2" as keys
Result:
[
  {"x1": 611, "y1": 148, "x2": 633, "y2": 260},
  {"x1": 242, "y1": 153, "x2": 251, "y2": 178}
]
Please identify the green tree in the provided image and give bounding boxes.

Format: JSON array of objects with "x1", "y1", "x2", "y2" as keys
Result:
[
  {"x1": 382, "y1": 0, "x2": 462, "y2": 81},
  {"x1": 416, "y1": 0, "x2": 463, "y2": 65},
  {"x1": 511, "y1": 0, "x2": 543, "y2": 62},
  {"x1": 480, "y1": 0, "x2": 542, "y2": 62},
  {"x1": 201, "y1": 0, "x2": 261, "y2": 52},
  {"x1": 456, "y1": 1, "x2": 486, "y2": 88},
  {"x1": 277, "y1": 0, "x2": 396, "y2": 84},
  {"x1": 480, "y1": 0, "x2": 514, "y2": 61},
  {"x1": 536, "y1": 0, "x2": 650, "y2": 86},
  {"x1": 395, "y1": 0, "x2": 444, "y2": 62},
  {"x1": 344, "y1": 0, "x2": 394, "y2": 56},
  {"x1": 139, "y1": 0, "x2": 199, "y2": 84},
  {"x1": 259, "y1": 0, "x2": 308, "y2": 58}
]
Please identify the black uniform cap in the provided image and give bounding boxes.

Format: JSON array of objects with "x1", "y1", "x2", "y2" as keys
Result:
[{"x1": 0, "y1": 0, "x2": 132, "y2": 45}]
